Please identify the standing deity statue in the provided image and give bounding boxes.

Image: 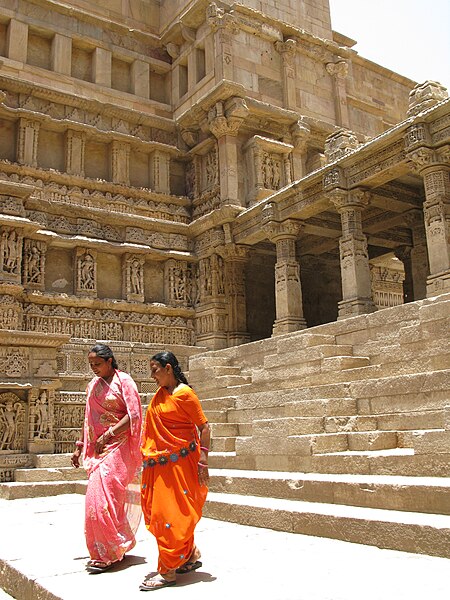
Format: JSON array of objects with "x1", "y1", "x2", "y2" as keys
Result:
[
  {"x1": 35, "y1": 390, "x2": 50, "y2": 439},
  {"x1": 0, "y1": 400, "x2": 23, "y2": 450},
  {"x1": 130, "y1": 259, "x2": 143, "y2": 295},
  {"x1": 79, "y1": 253, "x2": 95, "y2": 290}
]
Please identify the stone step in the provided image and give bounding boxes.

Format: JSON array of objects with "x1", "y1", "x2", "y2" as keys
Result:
[
  {"x1": 211, "y1": 423, "x2": 240, "y2": 437},
  {"x1": 204, "y1": 492, "x2": 450, "y2": 558},
  {"x1": 14, "y1": 467, "x2": 87, "y2": 482},
  {"x1": 33, "y1": 453, "x2": 73, "y2": 468},
  {"x1": 263, "y1": 344, "x2": 355, "y2": 369},
  {"x1": 211, "y1": 436, "x2": 236, "y2": 452},
  {"x1": 203, "y1": 409, "x2": 229, "y2": 423},
  {"x1": 208, "y1": 469, "x2": 450, "y2": 515},
  {"x1": 0, "y1": 480, "x2": 87, "y2": 500},
  {"x1": 200, "y1": 396, "x2": 237, "y2": 411}
]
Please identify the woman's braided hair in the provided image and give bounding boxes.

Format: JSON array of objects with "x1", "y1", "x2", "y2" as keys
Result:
[{"x1": 152, "y1": 351, "x2": 190, "y2": 386}]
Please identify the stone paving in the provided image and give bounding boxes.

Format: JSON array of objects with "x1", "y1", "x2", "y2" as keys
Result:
[{"x1": 0, "y1": 494, "x2": 449, "y2": 600}]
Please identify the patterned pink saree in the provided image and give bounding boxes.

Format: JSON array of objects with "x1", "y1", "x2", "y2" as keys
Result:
[{"x1": 82, "y1": 370, "x2": 142, "y2": 565}]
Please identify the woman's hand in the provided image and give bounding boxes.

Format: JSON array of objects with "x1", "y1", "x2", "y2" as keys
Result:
[
  {"x1": 95, "y1": 433, "x2": 108, "y2": 455},
  {"x1": 198, "y1": 462, "x2": 209, "y2": 486},
  {"x1": 71, "y1": 448, "x2": 81, "y2": 468}
]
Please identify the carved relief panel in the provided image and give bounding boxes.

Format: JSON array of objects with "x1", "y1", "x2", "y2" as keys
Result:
[
  {"x1": 123, "y1": 254, "x2": 145, "y2": 302},
  {"x1": 74, "y1": 248, "x2": 97, "y2": 296},
  {"x1": 23, "y1": 239, "x2": 46, "y2": 290},
  {"x1": 0, "y1": 392, "x2": 26, "y2": 452},
  {"x1": 165, "y1": 259, "x2": 194, "y2": 306},
  {"x1": 1, "y1": 227, "x2": 23, "y2": 283}
]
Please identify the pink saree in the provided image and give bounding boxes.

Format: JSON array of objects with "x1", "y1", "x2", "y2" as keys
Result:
[{"x1": 82, "y1": 370, "x2": 142, "y2": 565}]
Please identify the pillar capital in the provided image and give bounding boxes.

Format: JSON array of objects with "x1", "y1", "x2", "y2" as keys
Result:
[
  {"x1": 264, "y1": 219, "x2": 303, "y2": 243},
  {"x1": 326, "y1": 59, "x2": 348, "y2": 79},
  {"x1": 208, "y1": 98, "x2": 248, "y2": 139},
  {"x1": 328, "y1": 188, "x2": 370, "y2": 212}
]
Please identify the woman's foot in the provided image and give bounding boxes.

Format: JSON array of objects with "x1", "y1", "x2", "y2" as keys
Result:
[
  {"x1": 176, "y1": 546, "x2": 202, "y2": 574},
  {"x1": 86, "y1": 560, "x2": 117, "y2": 573},
  {"x1": 139, "y1": 572, "x2": 176, "y2": 591}
]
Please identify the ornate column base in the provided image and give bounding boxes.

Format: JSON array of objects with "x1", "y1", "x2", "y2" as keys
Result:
[
  {"x1": 338, "y1": 298, "x2": 377, "y2": 319},
  {"x1": 426, "y1": 270, "x2": 450, "y2": 297},
  {"x1": 272, "y1": 316, "x2": 307, "y2": 336},
  {"x1": 227, "y1": 332, "x2": 251, "y2": 346},
  {"x1": 195, "y1": 332, "x2": 228, "y2": 350}
]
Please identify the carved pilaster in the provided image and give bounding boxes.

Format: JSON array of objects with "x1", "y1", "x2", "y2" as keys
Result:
[
  {"x1": 329, "y1": 190, "x2": 376, "y2": 317},
  {"x1": 326, "y1": 59, "x2": 350, "y2": 128},
  {"x1": 111, "y1": 141, "x2": 131, "y2": 185},
  {"x1": 223, "y1": 244, "x2": 250, "y2": 346},
  {"x1": 150, "y1": 150, "x2": 171, "y2": 194},
  {"x1": 290, "y1": 120, "x2": 311, "y2": 181},
  {"x1": 207, "y1": 3, "x2": 239, "y2": 82},
  {"x1": 275, "y1": 38, "x2": 297, "y2": 109},
  {"x1": 23, "y1": 239, "x2": 46, "y2": 290},
  {"x1": 17, "y1": 119, "x2": 40, "y2": 167},
  {"x1": 65, "y1": 130, "x2": 86, "y2": 176},
  {"x1": 123, "y1": 254, "x2": 144, "y2": 303},
  {"x1": 74, "y1": 248, "x2": 97, "y2": 297}
]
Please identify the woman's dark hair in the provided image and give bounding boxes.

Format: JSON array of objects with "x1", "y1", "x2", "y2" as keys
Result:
[
  {"x1": 152, "y1": 351, "x2": 189, "y2": 386},
  {"x1": 89, "y1": 343, "x2": 118, "y2": 369}
]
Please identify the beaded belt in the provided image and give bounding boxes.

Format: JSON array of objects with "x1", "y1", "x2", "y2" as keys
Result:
[{"x1": 143, "y1": 440, "x2": 197, "y2": 467}]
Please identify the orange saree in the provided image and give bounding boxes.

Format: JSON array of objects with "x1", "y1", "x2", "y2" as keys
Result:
[{"x1": 141, "y1": 384, "x2": 208, "y2": 573}]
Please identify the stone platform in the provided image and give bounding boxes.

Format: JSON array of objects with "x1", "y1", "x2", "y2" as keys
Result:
[{"x1": 0, "y1": 494, "x2": 448, "y2": 600}]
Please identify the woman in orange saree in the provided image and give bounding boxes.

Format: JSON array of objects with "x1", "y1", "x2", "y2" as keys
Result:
[
  {"x1": 71, "y1": 344, "x2": 142, "y2": 573},
  {"x1": 140, "y1": 351, "x2": 211, "y2": 591}
]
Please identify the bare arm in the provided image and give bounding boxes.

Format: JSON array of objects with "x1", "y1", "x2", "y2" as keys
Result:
[{"x1": 197, "y1": 421, "x2": 211, "y2": 486}]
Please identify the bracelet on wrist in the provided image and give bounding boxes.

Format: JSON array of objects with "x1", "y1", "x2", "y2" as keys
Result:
[
  {"x1": 75, "y1": 440, "x2": 84, "y2": 448},
  {"x1": 200, "y1": 446, "x2": 209, "y2": 452},
  {"x1": 198, "y1": 462, "x2": 209, "y2": 468},
  {"x1": 108, "y1": 426, "x2": 115, "y2": 437}
]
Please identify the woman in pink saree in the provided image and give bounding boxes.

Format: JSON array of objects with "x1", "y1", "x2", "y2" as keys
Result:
[{"x1": 71, "y1": 344, "x2": 142, "y2": 573}]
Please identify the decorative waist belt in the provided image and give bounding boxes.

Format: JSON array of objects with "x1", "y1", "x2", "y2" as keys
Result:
[{"x1": 143, "y1": 440, "x2": 197, "y2": 467}]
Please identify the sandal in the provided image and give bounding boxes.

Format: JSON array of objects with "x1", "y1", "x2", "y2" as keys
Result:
[
  {"x1": 86, "y1": 560, "x2": 116, "y2": 574},
  {"x1": 175, "y1": 559, "x2": 202, "y2": 574},
  {"x1": 139, "y1": 574, "x2": 176, "y2": 591}
]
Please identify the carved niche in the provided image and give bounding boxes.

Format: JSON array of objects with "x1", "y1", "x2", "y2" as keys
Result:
[
  {"x1": 0, "y1": 392, "x2": 26, "y2": 453},
  {"x1": 0, "y1": 227, "x2": 23, "y2": 284},
  {"x1": 74, "y1": 248, "x2": 97, "y2": 296}
]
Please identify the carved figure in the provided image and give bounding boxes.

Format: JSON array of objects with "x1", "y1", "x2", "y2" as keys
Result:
[
  {"x1": 80, "y1": 253, "x2": 95, "y2": 290},
  {"x1": 130, "y1": 259, "x2": 143, "y2": 295},
  {"x1": 0, "y1": 401, "x2": 22, "y2": 450},
  {"x1": 27, "y1": 244, "x2": 41, "y2": 283},
  {"x1": 35, "y1": 390, "x2": 49, "y2": 439}
]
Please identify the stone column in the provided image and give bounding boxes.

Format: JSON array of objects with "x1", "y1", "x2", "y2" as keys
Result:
[
  {"x1": 290, "y1": 120, "x2": 311, "y2": 181},
  {"x1": 275, "y1": 39, "x2": 297, "y2": 110},
  {"x1": 51, "y1": 33, "x2": 72, "y2": 76},
  {"x1": 6, "y1": 19, "x2": 28, "y2": 63},
  {"x1": 93, "y1": 47, "x2": 112, "y2": 88},
  {"x1": 195, "y1": 249, "x2": 228, "y2": 349},
  {"x1": 65, "y1": 130, "x2": 86, "y2": 176},
  {"x1": 131, "y1": 60, "x2": 150, "y2": 98},
  {"x1": 403, "y1": 210, "x2": 429, "y2": 301},
  {"x1": 208, "y1": 97, "x2": 248, "y2": 206},
  {"x1": 149, "y1": 150, "x2": 170, "y2": 194},
  {"x1": 326, "y1": 59, "x2": 350, "y2": 129},
  {"x1": 394, "y1": 246, "x2": 413, "y2": 303},
  {"x1": 223, "y1": 244, "x2": 250, "y2": 346},
  {"x1": 329, "y1": 189, "x2": 377, "y2": 318},
  {"x1": 264, "y1": 219, "x2": 307, "y2": 335},
  {"x1": 17, "y1": 119, "x2": 39, "y2": 167},
  {"x1": 111, "y1": 141, "x2": 131, "y2": 185},
  {"x1": 207, "y1": 4, "x2": 239, "y2": 83}
]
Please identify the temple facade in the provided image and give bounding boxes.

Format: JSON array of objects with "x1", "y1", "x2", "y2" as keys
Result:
[{"x1": 0, "y1": 0, "x2": 449, "y2": 479}]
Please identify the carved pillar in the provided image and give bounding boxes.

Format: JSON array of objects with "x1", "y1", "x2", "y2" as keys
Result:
[
  {"x1": 207, "y1": 4, "x2": 239, "y2": 83},
  {"x1": 74, "y1": 248, "x2": 97, "y2": 297},
  {"x1": 208, "y1": 97, "x2": 248, "y2": 206},
  {"x1": 123, "y1": 254, "x2": 144, "y2": 302},
  {"x1": 275, "y1": 39, "x2": 297, "y2": 110},
  {"x1": 149, "y1": 150, "x2": 170, "y2": 194},
  {"x1": 0, "y1": 227, "x2": 23, "y2": 284},
  {"x1": 264, "y1": 218, "x2": 307, "y2": 335},
  {"x1": 223, "y1": 244, "x2": 250, "y2": 346},
  {"x1": 22, "y1": 239, "x2": 46, "y2": 291},
  {"x1": 111, "y1": 141, "x2": 131, "y2": 185},
  {"x1": 65, "y1": 130, "x2": 86, "y2": 176},
  {"x1": 393, "y1": 246, "x2": 413, "y2": 303},
  {"x1": 17, "y1": 119, "x2": 39, "y2": 167},
  {"x1": 403, "y1": 210, "x2": 429, "y2": 301},
  {"x1": 407, "y1": 139, "x2": 450, "y2": 296},
  {"x1": 329, "y1": 190, "x2": 377, "y2": 318},
  {"x1": 326, "y1": 59, "x2": 350, "y2": 129},
  {"x1": 290, "y1": 120, "x2": 311, "y2": 181},
  {"x1": 51, "y1": 33, "x2": 72, "y2": 76}
]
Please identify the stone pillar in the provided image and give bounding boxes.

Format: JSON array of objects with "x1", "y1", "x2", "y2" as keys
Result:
[
  {"x1": 149, "y1": 150, "x2": 170, "y2": 194},
  {"x1": 264, "y1": 218, "x2": 307, "y2": 335},
  {"x1": 223, "y1": 244, "x2": 250, "y2": 346},
  {"x1": 51, "y1": 33, "x2": 72, "y2": 76},
  {"x1": 207, "y1": 4, "x2": 239, "y2": 83},
  {"x1": 403, "y1": 210, "x2": 429, "y2": 301},
  {"x1": 65, "y1": 130, "x2": 86, "y2": 176},
  {"x1": 326, "y1": 59, "x2": 350, "y2": 129},
  {"x1": 329, "y1": 189, "x2": 377, "y2": 318},
  {"x1": 93, "y1": 47, "x2": 112, "y2": 87},
  {"x1": 275, "y1": 39, "x2": 297, "y2": 110},
  {"x1": 123, "y1": 254, "x2": 144, "y2": 302},
  {"x1": 394, "y1": 246, "x2": 413, "y2": 303},
  {"x1": 111, "y1": 141, "x2": 131, "y2": 185},
  {"x1": 6, "y1": 19, "x2": 28, "y2": 63},
  {"x1": 290, "y1": 120, "x2": 311, "y2": 181},
  {"x1": 208, "y1": 97, "x2": 248, "y2": 206},
  {"x1": 17, "y1": 119, "x2": 39, "y2": 167},
  {"x1": 131, "y1": 60, "x2": 150, "y2": 98},
  {"x1": 74, "y1": 248, "x2": 97, "y2": 297}
]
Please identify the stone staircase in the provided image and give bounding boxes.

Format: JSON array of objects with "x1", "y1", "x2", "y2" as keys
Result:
[
  {"x1": 1, "y1": 294, "x2": 449, "y2": 557},
  {"x1": 188, "y1": 294, "x2": 450, "y2": 557}
]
